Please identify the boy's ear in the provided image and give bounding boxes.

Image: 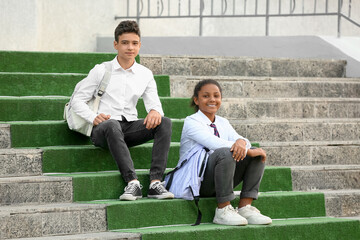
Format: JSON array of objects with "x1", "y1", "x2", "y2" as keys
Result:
[{"x1": 113, "y1": 40, "x2": 118, "y2": 49}]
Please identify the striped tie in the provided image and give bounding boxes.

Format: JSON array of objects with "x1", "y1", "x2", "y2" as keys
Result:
[{"x1": 210, "y1": 123, "x2": 220, "y2": 138}]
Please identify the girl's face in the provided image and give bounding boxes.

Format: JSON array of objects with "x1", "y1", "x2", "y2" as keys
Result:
[{"x1": 194, "y1": 84, "x2": 222, "y2": 122}]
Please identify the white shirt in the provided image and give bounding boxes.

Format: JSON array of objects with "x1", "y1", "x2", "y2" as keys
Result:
[
  {"x1": 71, "y1": 57, "x2": 164, "y2": 123},
  {"x1": 179, "y1": 110, "x2": 251, "y2": 161}
]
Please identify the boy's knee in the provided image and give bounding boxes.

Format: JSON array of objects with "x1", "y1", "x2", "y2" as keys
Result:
[
  {"x1": 98, "y1": 119, "x2": 122, "y2": 134},
  {"x1": 160, "y1": 117, "x2": 172, "y2": 128}
]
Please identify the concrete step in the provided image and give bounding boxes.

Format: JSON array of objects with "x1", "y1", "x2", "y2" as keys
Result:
[
  {"x1": 0, "y1": 51, "x2": 119, "y2": 74},
  {"x1": 262, "y1": 141, "x2": 360, "y2": 166},
  {"x1": 114, "y1": 218, "x2": 360, "y2": 240},
  {"x1": 2, "y1": 96, "x2": 360, "y2": 123},
  {"x1": 171, "y1": 76, "x2": 360, "y2": 98},
  {"x1": 0, "y1": 72, "x2": 170, "y2": 97},
  {"x1": 218, "y1": 97, "x2": 360, "y2": 120},
  {"x1": 0, "y1": 124, "x2": 10, "y2": 148},
  {"x1": 0, "y1": 148, "x2": 42, "y2": 177},
  {"x1": 11, "y1": 232, "x2": 140, "y2": 240},
  {"x1": 47, "y1": 167, "x2": 291, "y2": 201},
  {"x1": 0, "y1": 96, "x2": 193, "y2": 121},
  {"x1": 2, "y1": 120, "x2": 183, "y2": 148},
  {"x1": 323, "y1": 189, "x2": 360, "y2": 217},
  {"x1": 231, "y1": 118, "x2": 360, "y2": 143},
  {"x1": 0, "y1": 203, "x2": 107, "y2": 239},
  {"x1": 291, "y1": 165, "x2": 360, "y2": 191},
  {"x1": 0, "y1": 175, "x2": 72, "y2": 206},
  {"x1": 140, "y1": 55, "x2": 346, "y2": 78},
  {"x1": 89, "y1": 191, "x2": 326, "y2": 230}
]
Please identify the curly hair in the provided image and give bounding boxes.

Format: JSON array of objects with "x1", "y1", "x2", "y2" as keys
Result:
[{"x1": 114, "y1": 20, "x2": 141, "y2": 42}]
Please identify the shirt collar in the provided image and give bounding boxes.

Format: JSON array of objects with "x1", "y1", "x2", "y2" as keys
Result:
[
  {"x1": 112, "y1": 56, "x2": 139, "y2": 73},
  {"x1": 196, "y1": 110, "x2": 218, "y2": 125}
]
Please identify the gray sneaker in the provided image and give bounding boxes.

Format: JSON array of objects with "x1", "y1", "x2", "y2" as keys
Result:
[
  {"x1": 119, "y1": 181, "x2": 143, "y2": 201},
  {"x1": 147, "y1": 181, "x2": 174, "y2": 199}
]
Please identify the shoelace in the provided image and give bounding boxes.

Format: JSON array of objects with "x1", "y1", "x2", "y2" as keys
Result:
[
  {"x1": 124, "y1": 183, "x2": 142, "y2": 193},
  {"x1": 152, "y1": 181, "x2": 167, "y2": 193},
  {"x1": 222, "y1": 205, "x2": 237, "y2": 215},
  {"x1": 237, "y1": 205, "x2": 260, "y2": 213}
]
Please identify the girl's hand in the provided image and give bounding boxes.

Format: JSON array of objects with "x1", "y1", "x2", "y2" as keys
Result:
[
  {"x1": 247, "y1": 148, "x2": 267, "y2": 163},
  {"x1": 230, "y1": 139, "x2": 247, "y2": 161}
]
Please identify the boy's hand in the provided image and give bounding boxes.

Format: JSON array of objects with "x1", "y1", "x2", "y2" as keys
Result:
[
  {"x1": 144, "y1": 110, "x2": 162, "y2": 129},
  {"x1": 230, "y1": 139, "x2": 247, "y2": 161},
  {"x1": 93, "y1": 113, "x2": 111, "y2": 126}
]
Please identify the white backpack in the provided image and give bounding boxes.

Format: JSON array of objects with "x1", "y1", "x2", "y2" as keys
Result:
[{"x1": 63, "y1": 62, "x2": 112, "y2": 136}]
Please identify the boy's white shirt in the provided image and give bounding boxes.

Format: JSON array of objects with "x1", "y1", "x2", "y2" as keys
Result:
[
  {"x1": 71, "y1": 56, "x2": 164, "y2": 124},
  {"x1": 179, "y1": 110, "x2": 251, "y2": 161}
]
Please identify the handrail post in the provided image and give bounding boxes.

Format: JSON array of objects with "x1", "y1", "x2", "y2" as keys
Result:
[
  {"x1": 337, "y1": 0, "x2": 341, "y2": 38},
  {"x1": 199, "y1": 0, "x2": 204, "y2": 36},
  {"x1": 136, "y1": 0, "x2": 140, "y2": 25},
  {"x1": 265, "y1": 0, "x2": 269, "y2": 36}
]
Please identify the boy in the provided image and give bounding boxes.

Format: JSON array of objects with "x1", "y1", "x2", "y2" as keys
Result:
[{"x1": 71, "y1": 20, "x2": 174, "y2": 201}]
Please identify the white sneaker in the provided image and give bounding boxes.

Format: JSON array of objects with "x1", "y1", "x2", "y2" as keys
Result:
[
  {"x1": 213, "y1": 205, "x2": 248, "y2": 226},
  {"x1": 237, "y1": 205, "x2": 272, "y2": 225}
]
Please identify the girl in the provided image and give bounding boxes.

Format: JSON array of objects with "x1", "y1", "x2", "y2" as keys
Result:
[{"x1": 171, "y1": 79, "x2": 271, "y2": 226}]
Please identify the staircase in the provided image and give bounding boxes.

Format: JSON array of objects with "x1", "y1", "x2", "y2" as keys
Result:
[{"x1": 0, "y1": 51, "x2": 359, "y2": 239}]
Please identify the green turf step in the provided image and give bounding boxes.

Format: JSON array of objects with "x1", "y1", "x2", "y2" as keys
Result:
[
  {"x1": 42, "y1": 143, "x2": 180, "y2": 173},
  {"x1": 0, "y1": 96, "x2": 192, "y2": 121},
  {"x1": 0, "y1": 51, "x2": 140, "y2": 73},
  {"x1": 115, "y1": 217, "x2": 360, "y2": 240},
  {"x1": 49, "y1": 167, "x2": 291, "y2": 202},
  {"x1": 82, "y1": 191, "x2": 325, "y2": 229},
  {"x1": 0, "y1": 73, "x2": 170, "y2": 97},
  {"x1": 41, "y1": 142, "x2": 260, "y2": 173},
  {"x1": 4, "y1": 120, "x2": 184, "y2": 147}
]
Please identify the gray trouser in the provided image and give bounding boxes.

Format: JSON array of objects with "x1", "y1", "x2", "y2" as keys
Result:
[
  {"x1": 200, "y1": 147, "x2": 265, "y2": 203},
  {"x1": 90, "y1": 117, "x2": 172, "y2": 182}
]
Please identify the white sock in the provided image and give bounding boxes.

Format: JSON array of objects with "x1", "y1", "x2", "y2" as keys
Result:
[{"x1": 129, "y1": 180, "x2": 140, "y2": 186}]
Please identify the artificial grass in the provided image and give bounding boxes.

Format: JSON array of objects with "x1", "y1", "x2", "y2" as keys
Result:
[
  {"x1": 115, "y1": 218, "x2": 360, "y2": 240},
  {"x1": 0, "y1": 73, "x2": 170, "y2": 97},
  {"x1": 0, "y1": 97, "x2": 192, "y2": 121},
  {"x1": 0, "y1": 51, "x2": 140, "y2": 73},
  {"x1": 83, "y1": 191, "x2": 326, "y2": 229},
  {"x1": 49, "y1": 167, "x2": 292, "y2": 202},
  {"x1": 6, "y1": 119, "x2": 184, "y2": 147},
  {"x1": 41, "y1": 143, "x2": 181, "y2": 173}
]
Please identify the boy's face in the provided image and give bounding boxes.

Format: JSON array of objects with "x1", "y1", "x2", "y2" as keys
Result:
[{"x1": 114, "y1": 32, "x2": 141, "y2": 63}]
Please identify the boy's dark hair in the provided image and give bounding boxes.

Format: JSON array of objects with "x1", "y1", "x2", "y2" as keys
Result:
[
  {"x1": 114, "y1": 20, "x2": 141, "y2": 42},
  {"x1": 191, "y1": 79, "x2": 223, "y2": 112}
]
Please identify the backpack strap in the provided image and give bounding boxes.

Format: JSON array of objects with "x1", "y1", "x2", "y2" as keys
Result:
[
  {"x1": 165, "y1": 159, "x2": 188, "y2": 190},
  {"x1": 85, "y1": 62, "x2": 112, "y2": 136},
  {"x1": 190, "y1": 188, "x2": 202, "y2": 226}
]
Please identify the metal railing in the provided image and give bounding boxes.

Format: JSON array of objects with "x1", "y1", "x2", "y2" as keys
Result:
[{"x1": 115, "y1": 0, "x2": 360, "y2": 37}]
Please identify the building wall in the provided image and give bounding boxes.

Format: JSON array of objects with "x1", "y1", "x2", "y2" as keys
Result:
[{"x1": 1, "y1": 0, "x2": 359, "y2": 52}]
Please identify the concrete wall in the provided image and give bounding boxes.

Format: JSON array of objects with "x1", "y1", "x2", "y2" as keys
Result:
[{"x1": 0, "y1": 0, "x2": 359, "y2": 52}]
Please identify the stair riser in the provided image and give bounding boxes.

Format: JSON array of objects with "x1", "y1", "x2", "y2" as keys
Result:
[
  {"x1": 106, "y1": 193, "x2": 326, "y2": 229},
  {"x1": 325, "y1": 192, "x2": 360, "y2": 217},
  {"x1": 292, "y1": 169, "x2": 360, "y2": 191},
  {"x1": 2, "y1": 98, "x2": 360, "y2": 123},
  {"x1": 233, "y1": 121, "x2": 360, "y2": 142},
  {"x1": 141, "y1": 56, "x2": 346, "y2": 77},
  {"x1": 0, "y1": 178, "x2": 73, "y2": 206},
  {"x1": 171, "y1": 77, "x2": 360, "y2": 98},
  {"x1": 0, "y1": 149, "x2": 42, "y2": 177},
  {"x1": 0, "y1": 124, "x2": 10, "y2": 148},
  {"x1": 0, "y1": 205, "x2": 106, "y2": 239},
  {"x1": 264, "y1": 145, "x2": 360, "y2": 166}
]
